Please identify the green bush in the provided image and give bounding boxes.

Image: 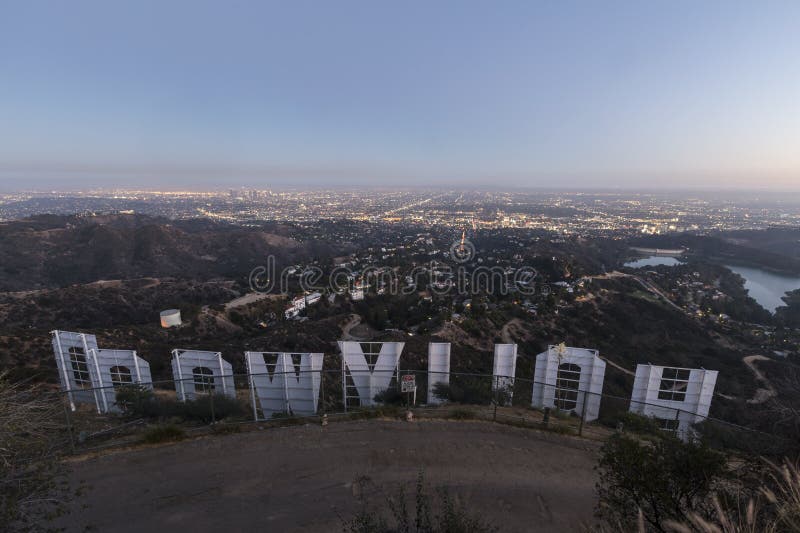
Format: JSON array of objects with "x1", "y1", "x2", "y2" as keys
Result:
[
  {"x1": 596, "y1": 432, "x2": 728, "y2": 530},
  {"x1": 115, "y1": 386, "x2": 182, "y2": 418},
  {"x1": 433, "y1": 379, "x2": 493, "y2": 405},
  {"x1": 268, "y1": 412, "x2": 305, "y2": 426},
  {"x1": 598, "y1": 411, "x2": 663, "y2": 435},
  {"x1": 373, "y1": 387, "x2": 406, "y2": 405},
  {"x1": 116, "y1": 388, "x2": 245, "y2": 423},
  {"x1": 114, "y1": 384, "x2": 155, "y2": 414},
  {"x1": 181, "y1": 394, "x2": 245, "y2": 423},
  {"x1": 433, "y1": 378, "x2": 513, "y2": 407},
  {"x1": 141, "y1": 424, "x2": 186, "y2": 444}
]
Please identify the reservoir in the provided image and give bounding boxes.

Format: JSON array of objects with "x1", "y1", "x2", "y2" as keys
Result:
[
  {"x1": 724, "y1": 265, "x2": 800, "y2": 313},
  {"x1": 624, "y1": 256, "x2": 683, "y2": 268},
  {"x1": 624, "y1": 256, "x2": 800, "y2": 312}
]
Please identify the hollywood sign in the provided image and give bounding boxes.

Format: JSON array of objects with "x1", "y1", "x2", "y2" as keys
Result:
[{"x1": 51, "y1": 331, "x2": 718, "y2": 437}]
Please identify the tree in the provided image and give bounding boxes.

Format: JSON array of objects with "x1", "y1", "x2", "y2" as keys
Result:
[
  {"x1": 596, "y1": 433, "x2": 728, "y2": 532},
  {"x1": 0, "y1": 374, "x2": 75, "y2": 531}
]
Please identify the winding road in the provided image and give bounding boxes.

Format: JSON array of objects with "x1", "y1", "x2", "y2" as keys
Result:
[{"x1": 593, "y1": 272, "x2": 779, "y2": 402}]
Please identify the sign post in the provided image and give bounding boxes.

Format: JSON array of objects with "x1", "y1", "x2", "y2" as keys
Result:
[{"x1": 401, "y1": 374, "x2": 417, "y2": 409}]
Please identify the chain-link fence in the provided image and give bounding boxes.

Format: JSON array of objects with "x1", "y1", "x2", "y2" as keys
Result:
[{"x1": 52, "y1": 366, "x2": 796, "y2": 457}]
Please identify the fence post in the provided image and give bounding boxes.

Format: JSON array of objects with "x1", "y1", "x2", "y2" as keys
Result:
[
  {"x1": 342, "y1": 357, "x2": 347, "y2": 413},
  {"x1": 578, "y1": 390, "x2": 589, "y2": 437},
  {"x1": 493, "y1": 375, "x2": 498, "y2": 422},
  {"x1": 319, "y1": 367, "x2": 325, "y2": 415},
  {"x1": 246, "y1": 355, "x2": 258, "y2": 422},
  {"x1": 210, "y1": 391, "x2": 216, "y2": 425},
  {"x1": 62, "y1": 396, "x2": 76, "y2": 454},
  {"x1": 250, "y1": 379, "x2": 258, "y2": 422}
]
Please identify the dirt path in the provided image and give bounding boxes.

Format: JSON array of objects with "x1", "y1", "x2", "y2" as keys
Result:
[
  {"x1": 340, "y1": 313, "x2": 362, "y2": 340},
  {"x1": 600, "y1": 357, "x2": 635, "y2": 377},
  {"x1": 743, "y1": 355, "x2": 777, "y2": 404},
  {"x1": 224, "y1": 291, "x2": 280, "y2": 310},
  {"x1": 594, "y1": 272, "x2": 760, "y2": 394},
  {"x1": 619, "y1": 278, "x2": 780, "y2": 404},
  {"x1": 60, "y1": 420, "x2": 600, "y2": 532},
  {"x1": 500, "y1": 318, "x2": 525, "y2": 344},
  {"x1": 629, "y1": 275, "x2": 686, "y2": 314},
  {"x1": 594, "y1": 271, "x2": 685, "y2": 314},
  {"x1": 196, "y1": 305, "x2": 243, "y2": 334},
  {"x1": 613, "y1": 275, "x2": 779, "y2": 403}
]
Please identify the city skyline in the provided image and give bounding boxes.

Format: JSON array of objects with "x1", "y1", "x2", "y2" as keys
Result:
[{"x1": 1, "y1": 1, "x2": 799, "y2": 190}]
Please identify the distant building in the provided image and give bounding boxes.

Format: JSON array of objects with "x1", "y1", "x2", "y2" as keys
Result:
[{"x1": 284, "y1": 292, "x2": 322, "y2": 319}]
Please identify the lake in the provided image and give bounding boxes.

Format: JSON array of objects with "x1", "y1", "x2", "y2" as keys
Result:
[
  {"x1": 724, "y1": 264, "x2": 800, "y2": 313},
  {"x1": 624, "y1": 256, "x2": 684, "y2": 268},
  {"x1": 624, "y1": 256, "x2": 800, "y2": 312}
]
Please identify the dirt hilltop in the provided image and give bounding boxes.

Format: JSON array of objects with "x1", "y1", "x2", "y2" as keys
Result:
[{"x1": 60, "y1": 419, "x2": 599, "y2": 532}]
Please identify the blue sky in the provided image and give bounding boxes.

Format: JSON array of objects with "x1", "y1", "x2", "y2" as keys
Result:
[{"x1": 0, "y1": 1, "x2": 799, "y2": 190}]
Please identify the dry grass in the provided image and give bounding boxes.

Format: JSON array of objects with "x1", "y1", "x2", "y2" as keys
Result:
[
  {"x1": 662, "y1": 459, "x2": 800, "y2": 533},
  {"x1": 763, "y1": 459, "x2": 800, "y2": 532},
  {"x1": 0, "y1": 373, "x2": 71, "y2": 528}
]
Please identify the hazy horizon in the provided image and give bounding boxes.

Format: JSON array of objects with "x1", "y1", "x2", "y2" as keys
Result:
[
  {"x1": 1, "y1": 1, "x2": 799, "y2": 191},
  {"x1": 5, "y1": 182, "x2": 800, "y2": 198}
]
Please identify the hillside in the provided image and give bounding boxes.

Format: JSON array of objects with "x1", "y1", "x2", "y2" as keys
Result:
[
  {"x1": 0, "y1": 214, "x2": 340, "y2": 291},
  {"x1": 631, "y1": 228, "x2": 800, "y2": 275},
  {"x1": 1, "y1": 216, "x2": 796, "y2": 445}
]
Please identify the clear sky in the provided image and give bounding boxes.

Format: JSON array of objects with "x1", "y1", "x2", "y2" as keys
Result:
[{"x1": 1, "y1": 1, "x2": 799, "y2": 190}]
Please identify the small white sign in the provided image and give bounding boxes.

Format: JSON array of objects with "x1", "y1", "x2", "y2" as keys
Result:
[{"x1": 401, "y1": 374, "x2": 416, "y2": 393}]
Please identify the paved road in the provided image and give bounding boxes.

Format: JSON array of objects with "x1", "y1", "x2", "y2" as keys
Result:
[{"x1": 61, "y1": 420, "x2": 600, "y2": 532}]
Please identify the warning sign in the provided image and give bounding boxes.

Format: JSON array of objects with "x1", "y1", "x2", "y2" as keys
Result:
[{"x1": 401, "y1": 374, "x2": 416, "y2": 393}]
